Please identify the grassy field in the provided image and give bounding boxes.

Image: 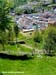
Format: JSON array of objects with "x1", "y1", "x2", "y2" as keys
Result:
[
  {"x1": 0, "y1": 56, "x2": 56, "y2": 75},
  {"x1": 0, "y1": 33, "x2": 56, "y2": 75}
]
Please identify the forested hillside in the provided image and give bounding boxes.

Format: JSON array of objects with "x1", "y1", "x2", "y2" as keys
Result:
[
  {"x1": 7, "y1": 0, "x2": 40, "y2": 8},
  {"x1": 7, "y1": 0, "x2": 53, "y2": 9}
]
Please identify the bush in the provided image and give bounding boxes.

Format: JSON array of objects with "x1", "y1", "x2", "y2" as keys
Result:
[
  {"x1": 15, "y1": 5, "x2": 38, "y2": 15},
  {"x1": 34, "y1": 31, "x2": 42, "y2": 43},
  {"x1": 43, "y1": 26, "x2": 56, "y2": 56},
  {"x1": 15, "y1": 7, "x2": 24, "y2": 15}
]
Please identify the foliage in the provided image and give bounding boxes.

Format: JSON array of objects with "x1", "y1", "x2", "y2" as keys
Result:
[
  {"x1": 8, "y1": 0, "x2": 27, "y2": 8},
  {"x1": 0, "y1": 0, "x2": 12, "y2": 50},
  {"x1": 0, "y1": 0, "x2": 10, "y2": 31},
  {"x1": 0, "y1": 31, "x2": 8, "y2": 50},
  {"x1": 15, "y1": 7, "x2": 24, "y2": 15},
  {"x1": 14, "y1": 24, "x2": 19, "y2": 42},
  {"x1": 14, "y1": 2, "x2": 42, "y2": 15},
  {"x1": 34, "y1": 31, "x2": 42, "y2": 43},
  {"x1": 8, "y1": 26, "x2": 15, "y2": 42},
  {"x1": 24, "y1": 7, "x2": 33, "y2": 14},
  {"x1": 15, "y1": 6, "x2": 38, "y2": 15},
  {"x1": 43, "y1": 26, "x2": 56, "y2": 55}
]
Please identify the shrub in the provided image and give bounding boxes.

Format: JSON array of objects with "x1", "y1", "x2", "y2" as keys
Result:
[
  {"x1": 43, "y1": 26, "x2": 56, "y2": 56},
  {"x1": 15, "y1": 7, "x2": 24, "y2": 15},
  {"x1": 34, "y1": 31, "x2": 42, "y2": 43}
]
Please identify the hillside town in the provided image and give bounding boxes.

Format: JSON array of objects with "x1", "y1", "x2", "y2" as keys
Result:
[
  {"x1": 0, "y1": 0, "x2": 56, "y2": 75},
  {"x1": 14, "y1": 8, "x2": 56, "y2": 32}
]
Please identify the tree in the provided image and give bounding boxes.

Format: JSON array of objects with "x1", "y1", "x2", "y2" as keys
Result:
[
  {"x1": 0, "y1": 31, "x2": 7, "y2": 50},
  {"x1": 0, "y1": 0, "x2": 10, "y2": 31},
  {"x1": 52, "y1": 0, "x2": 56, "y2": 4},
  {"x1": 0, "y1": 0, "x2": 10, "y2": 50},
  {"x1": 7, "y1": 25, "x2": 13, "y2": 42},
  {"x1": 44, "y1": 26, "x2": 56, "y2": 56},
  {"x1": 14, "y1": 24, "x2": 19, "y2": 43}
]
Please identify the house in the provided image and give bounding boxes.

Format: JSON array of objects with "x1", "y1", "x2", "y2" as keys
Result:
[
  {"x1": 48, "y1": 18, "x2": 56, "y2": 26},
  {"x1": 22, "y1": 29, "x2": 34, "y2": 32},
  {"x1": 17, "y1": 10, "x2": 56, "y2": 31},
  {"x1": 40, "y1": 11, "x2": 56, "y2": 26},
  {"x1": 18, "y1": 14, "x2": 49, "y2": 31},
  {"x1": 18, "y1": 15, "x2": 33, "y2": 29}
]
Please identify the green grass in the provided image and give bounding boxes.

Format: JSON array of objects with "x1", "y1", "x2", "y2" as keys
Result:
[
  {"x1": 25, "y1": 38, "x2": 44, "y2": 50},
  {"x1": 0, "y1": 33, "x2": 56, "y2": 75},
  {"x1": 0, "y1": 56, "x2": 56, "y2": 75},
  {"x1": 0, "y1": 44, "x2": 32, "y2": 55},
  {"x1": 6, "y1": 44, "x2": 32, "y2": 52},
  {"x1": 15, "y1": 32, "x2": 43, "y2": 50},
  {"x1": 0, "y1": 32, "x2": 56, "y2": 75},
  {"x1": 6, "y1": 45, "x2": 17, "y2": 51},
  {"x1": 18, "y1": 33, "x2": 26, "y2": 40},
  {"x1": 25, "y1": 38, "x2": 34, "y2": 46},
  {"x1": 19, "y1": 45, "x2": 32, "y2": 52}
]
